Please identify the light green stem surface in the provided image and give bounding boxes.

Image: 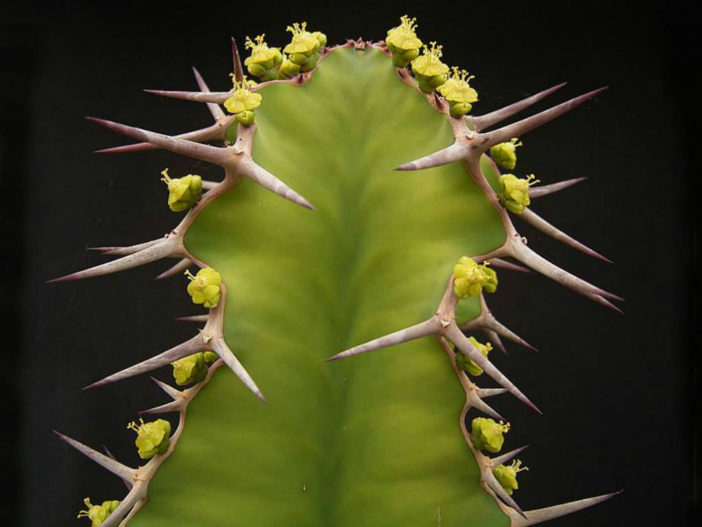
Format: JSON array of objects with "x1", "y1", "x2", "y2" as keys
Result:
[{"x1": 134, "y1": 48, "x2": 508, "y2": 526}]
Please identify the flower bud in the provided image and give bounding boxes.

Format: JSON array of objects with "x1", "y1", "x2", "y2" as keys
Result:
[
  {"x1": 312, "y1": 31, "x2": 327, "y2": 48},
  {"x1": 470, "y1": 417, "x2": 510, "y2": 453},
  {"x1": 450, "y1": 102, "x2": 473, "y2": 118},
  {"x1": 77, "y1": 498, "x2": 120, "y2": 526},
  {"x1": 160, "y1": 169, "x2": 202, "y2": 212},
  {"x1": 235, "y1": 110, "x2": 255, "y2": 127},
  {"x1": 493, "y1": 460, "x2": 528, "y2": 495},
  {"x1": 489, "y1": 138, "x2": 522, "y2": 170},
  {"x1": 498, "y1": 174, "x2": 539, "y2": 214},
  {"x1": 300, "y1": 53, "x2": 319, "y2": 72},
  {"x1": 278, "y1": 57, "x2": 302, "y2": 78},
  {"x1": 185, "y1": 267, "x2": 222, "y2": 308},
  {"x1": 127, "y1": 418, "x2": 171, "y2": 459}
]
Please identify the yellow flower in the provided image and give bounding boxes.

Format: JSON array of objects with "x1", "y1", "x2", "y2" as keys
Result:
[
  {"x1": 470, "y1": 417, "x2": 510, "y2": 453},
  {"x1": 127, "y1": 418, "x2": 171, "y2": 459},
  {"x1": 453, "y1": 256, "x2": 498, "y2": 298},
  {"x1": 224, "y1": 77, "x2": 262, "y2": 115},
  {"x1": 386, "y1": 15, "x2": 423, "y2": 52},
  {"x1": 411, "y1": 42, "x2": 449, "y2": 78},
  {"x1": 185, "y1": 267, "x2": 222, "y2": 308},
  {"x1": 438, "y1": 67, "x2": 478, "y2": 103},
  {"x1": 77, "y1": 498, "x2": 120, "y2": 526},
  {"x1": 160, "y1": 168, "x2": 202, "y2": 212},
  {"x1": 490, "y1": 138, "x2": 523, "y2": 170},
  {"x1": 284, "y1": 22, "x2": 320, "y2": 56},
  {"x1": 493, "y1": 460, "x2": 529, "y2": 495},
  {"x1": 498, "y1": 173, "x2": 539, "y2": 214},
  {"x1": 244, "y1": 35, "x2": 282, "y2": 72}
]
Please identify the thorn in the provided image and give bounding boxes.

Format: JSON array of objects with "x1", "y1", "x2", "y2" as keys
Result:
[
  {"x1": 48, "y1": 239, "x2": 178, "y2": 283},
  {"x1": 231, "y1": 37, "x2": 245, "y2": 83},
  {"x1": 470, "y1": 392, "x2": 505, "y2": 421},
  {"x1": 477, "y1": 387, "x2": 508, "y2": 399},
  {"x1": 212, "y1": 338, "x2": 266, "y2": 403},
  {"x1": 102, "y1": 446, "x2": 132, "y2": 490},
  {"x1": 594, "y1": 295, "x2": 625, "y2": 314},
  {"x1": 155, "y1": 258, "x2": 192, "y2": 280},
  {"x1": 87, "y1": 117, "x2": 226, "y2": 165},
  {"x1": 485, "y1": 329, "x2": 508, "y2": 355},
  {"x1": 87, "y1": 239, "x2": 161, "y2": 255},
  {"x1": 150, "y1": 376, "x2": 182, "y2": 400},
  {"x1": 462, "y1": 294, "x2": 538, "y2": 351},
  {"x1": 53, "y1": 431, "x2": 136, "y2": 483},
  {"x1": 480, "y1": 87, "x2": 608, "y2": 151},
  {"x1": 488, "y1": 258, "x2": 531, "y2": 273},
  {"x1": 139, "y1": 400, "x2": 183, "y2": 415},
  {"x1": 447, "y1": 324, "x2": 541, "y2": 414},
  {"x1": 240, "y1": 158, "x2": 315, "y2": 210},
  {"x1": 94, "y1": 121, "x2": 229, "y2": 155},
  {"x1": 511, "y1": 491, "x2": 622, "y2": 526},
  {"x1": 394, "y1": 141, "x2": 467, "y2": 171},
  {"x1": 326, "y1": 318, "x2": 439, "y2": 361},
  {"x1": 143, "y1": 88, "x2": 229, "y2": 104},
  {"x1": 529, "y1": 177, "x2": 587, "y2": 199},
  {"x1": 489, "y1": 319, "x2": 538, "y2": 352},
  {"x1": 518, "y1": 208, "x2": 612, "y2": 263},
  {"x1": 486, "y1": 476, "x2": 527, "y2": 519},
  {"x1": 490, "y1": 445, "x2": 529, "y2": 467},
  {"x1": 510, "y1": 241, "x2": 623, "y2": 305},
  {"x1": 469, "y1": 82, "x2": 568, "y2": 131},
  {"x1": 175, "y1": 314, "x2": 209, "y2": 323},
  {"x1": 83, "y1": 336, "x2": 203, "y2": 389},
  {"x1": 192, "y1": 66, "x2": 225, "y2": 120}
]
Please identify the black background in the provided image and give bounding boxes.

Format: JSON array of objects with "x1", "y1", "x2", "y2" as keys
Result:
[{"x1": 1, "y1": 0, "x2": 699, "y2": 525}]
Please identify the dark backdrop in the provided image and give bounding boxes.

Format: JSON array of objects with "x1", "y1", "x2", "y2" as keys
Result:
[{"x1": 1, "y1": 0, "x2": 698, "y2": 525}]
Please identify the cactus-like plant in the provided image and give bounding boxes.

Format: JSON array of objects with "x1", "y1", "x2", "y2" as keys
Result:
[{"x1": 52, "y1": 17, "x2": 622, "y2": 526}]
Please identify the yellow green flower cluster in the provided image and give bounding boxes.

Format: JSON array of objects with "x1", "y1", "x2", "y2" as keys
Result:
[
  {"x1": 171, "y1": 351, "x2": 218, "y2": 386},
  {"x1": 244, "y1": 35, "x2": 283, "y2": 81},
  {"x1": 498, "y1": 173, "x2": 539, "y2": 214},
  {"x1": 453, "y1": 256, "x2": 498, "y2": 299},
  {"x1": 493, "y1": 459, "x2": 529, "y2": 495},
  {"x1": 127, "y1": 418, "x2": 171, "y2": 459},
  {"x1": 243, "y1": 24, "x2": 326, "y2": 83},
  {"x1": 224, "y1": 77, "x2": 263, "y2": 126},
  {"x1": 470, "y1": 417, "x2": 510, "y2": 453},
  {"x1": 490, "y1": 138, "x2": 523, "y2": 170},
  {"x1": 185, "y1": 267, "x2": 222, "y2": 309},
  {"x1": 386, "y1": 15, "x2": 423, "y2": 67},
  {"x1": 281, "y1": 22, "x2": 326, "y2": 77},
  {"x1": 77, "y1": 498, "x2": 119, "y2": 526},
  {"x1": 455, "y1": 336, "x2": 492, "y2": 376},
  {"x1": 160, "y1": 168, "x2": 202, "y2": 212},
  {"x1": 437, "y1": 67, "x2": 479, "y2": 117}
]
